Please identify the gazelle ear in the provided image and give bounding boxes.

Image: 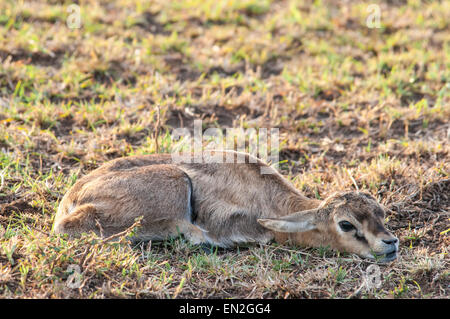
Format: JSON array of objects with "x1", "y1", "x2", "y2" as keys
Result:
[{"x1": 257, "y1": 210, "x2": 318, "y2": 233}]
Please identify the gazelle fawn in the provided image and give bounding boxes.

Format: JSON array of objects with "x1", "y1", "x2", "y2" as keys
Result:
[{"x1": 54, "y1": 151, "x2": 399, "y2": 262}]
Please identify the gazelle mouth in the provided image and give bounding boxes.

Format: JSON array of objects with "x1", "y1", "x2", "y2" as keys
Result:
[{"x1": 374, "y1": 249, "x2": 398, "y2": 262}]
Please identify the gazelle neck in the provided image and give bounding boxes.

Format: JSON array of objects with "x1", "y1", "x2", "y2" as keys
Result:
[{"x1": 275, "y1": 189, "x2": 322, "y2": 217}]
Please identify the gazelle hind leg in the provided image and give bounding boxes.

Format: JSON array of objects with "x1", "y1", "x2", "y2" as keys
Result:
[
  {"x1": 53, "y1": 204, "x2": 99, "y2": 237},
  {"x1": 54, "y1": 204, "x2": 206, "y2": 244}
]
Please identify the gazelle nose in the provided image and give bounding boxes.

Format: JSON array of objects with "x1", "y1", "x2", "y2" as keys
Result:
[{"x1": 382, "y1": 238, "x2": 398, "y2": 245}]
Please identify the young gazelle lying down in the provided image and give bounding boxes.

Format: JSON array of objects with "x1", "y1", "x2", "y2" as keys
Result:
[{"x1": 53, "y1": 151, "x2": 399, "y2": 262}]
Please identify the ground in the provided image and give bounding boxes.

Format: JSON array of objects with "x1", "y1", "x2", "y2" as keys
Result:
[{"x1": 0, "y1": 0, "x2": 449, "y2": 298}]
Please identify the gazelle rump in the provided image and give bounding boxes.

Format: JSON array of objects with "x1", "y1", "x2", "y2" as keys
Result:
[{"x1": 53, "y1": 151, "x2": 399, "y2": 262}]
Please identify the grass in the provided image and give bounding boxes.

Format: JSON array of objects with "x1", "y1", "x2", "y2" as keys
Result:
[{"x1": 0, "y1": 0, "x2": 449, "y2": 299}]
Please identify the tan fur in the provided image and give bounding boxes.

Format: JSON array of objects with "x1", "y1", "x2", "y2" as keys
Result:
[{"x1": 54, "y1": 150, "x2": 399, "y2": 262}]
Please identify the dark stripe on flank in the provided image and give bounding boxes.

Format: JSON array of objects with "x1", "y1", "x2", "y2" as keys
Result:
[{"x1": 183, "y1": 172, "x2": 197, "y2": 223}]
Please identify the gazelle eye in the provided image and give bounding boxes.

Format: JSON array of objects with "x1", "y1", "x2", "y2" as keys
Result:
[{"x1": 339, "y1": 221, "x2": 355, "y2": 232}]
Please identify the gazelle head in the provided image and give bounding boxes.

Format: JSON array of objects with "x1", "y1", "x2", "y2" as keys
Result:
[{"x1": 258, "y1": 191, "x2": 399, "y2": 263}]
